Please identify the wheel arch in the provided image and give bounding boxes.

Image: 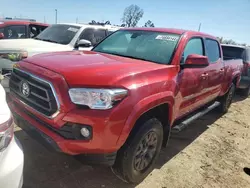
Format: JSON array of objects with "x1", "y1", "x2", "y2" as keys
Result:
[{"x1": 116, "y1": 92, "x2": 174, "y2": 148}]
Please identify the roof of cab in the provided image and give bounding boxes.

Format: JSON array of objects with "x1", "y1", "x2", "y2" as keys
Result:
[
  {"x1": 0, "y1": 19, "x2": 49, "y2": 26},
  {"x1": 60, "y1": 23, "x2": 122, "y2": 30},
  {"x1": 120, "y1": 27, "x2": 217, "y2": 39}
]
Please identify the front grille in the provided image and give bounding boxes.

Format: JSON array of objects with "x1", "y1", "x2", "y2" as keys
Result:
[{"x1": 9, "y1": 68, "x2": 59, "y2": 117}]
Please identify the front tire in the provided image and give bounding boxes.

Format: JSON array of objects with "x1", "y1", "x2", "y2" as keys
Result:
[
  {"x1": 112, "y1": 118, "x2": 164, "y2": 183},
  {"x1": 218, "y1": 83, "x2": 235, "y2": 113}
]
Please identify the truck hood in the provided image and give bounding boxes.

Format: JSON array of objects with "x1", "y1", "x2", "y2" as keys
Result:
[
  {"x1": 23, "y1": 50, "x2": 166, "y2": 87},
  {"x1": 0, "y1": 39, "x2": 72, "y2": 56}
]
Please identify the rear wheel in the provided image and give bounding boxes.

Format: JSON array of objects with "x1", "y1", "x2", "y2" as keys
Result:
[
  {"x1": 241, "y1": 86, "x2": 250, "y2": 97},
  {"x1": 218, "y1": 83, "x2": 235, "y2": 113},
  {"x1": 112, "y1": 118, "x2": 164, "y2": 183}
]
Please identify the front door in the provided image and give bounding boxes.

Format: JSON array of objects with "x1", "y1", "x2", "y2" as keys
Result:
[{"x1": 177, "y1": 37, "x2": 209, "y2": 118}]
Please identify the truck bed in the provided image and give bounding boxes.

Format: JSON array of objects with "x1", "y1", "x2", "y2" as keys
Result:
[{"x1": 223, "y1": 59, "x2": 243, "y2": 88}]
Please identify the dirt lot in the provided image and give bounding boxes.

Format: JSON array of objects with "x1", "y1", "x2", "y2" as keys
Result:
[{"x1": 14, "y1": 94, "x2": 250, "y2": 188}]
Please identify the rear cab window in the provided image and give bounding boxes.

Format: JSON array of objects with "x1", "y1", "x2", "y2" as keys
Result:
[{"x1": 205, "y1": 39, "x2": 221, "y2": 63}]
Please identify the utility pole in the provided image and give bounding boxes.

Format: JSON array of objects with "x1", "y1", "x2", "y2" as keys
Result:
[
  {"x1": 76, "y1": 17, "x2": 78, "y2": 23},
  {"x1": 198, "y1": 23, "x2": 201, "y2": 32},
  {"x1": 55, "y1": 9, "x2": 57, "y2": 24}
]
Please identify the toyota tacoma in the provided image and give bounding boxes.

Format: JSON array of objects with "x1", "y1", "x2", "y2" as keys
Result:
[{"x1": 8, "y1": 27, "x2": 243, "y2": 183}]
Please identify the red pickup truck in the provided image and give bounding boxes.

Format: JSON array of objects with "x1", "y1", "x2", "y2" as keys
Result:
[
  {"x1": 9, "y1": 28, "x2": 243, "y2": 183},
  {"x1": 0, "y1": 19, "x2": 48, "y2": 39}
]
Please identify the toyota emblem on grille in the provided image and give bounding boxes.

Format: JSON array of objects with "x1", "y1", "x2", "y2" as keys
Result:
[{"x1": 20, "y1": 81, "x2": 30, "y2": 97}]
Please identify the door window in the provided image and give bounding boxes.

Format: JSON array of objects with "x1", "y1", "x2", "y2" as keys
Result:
[
  {"x1": 4, "y1": 25, "x2": 26, "y2": 39},
  {"x1": 79, "y1": 28, "x2": 107, "y2": 46},
  {"x1": 205, "y1": 39, "x2": 221, "y2": 63},
  {"x1": 182, "y1": 38, "x2": 204, "y2": 64},
  {"x1": 29, "y1": 25, "x2": 48, "y2": 38}
]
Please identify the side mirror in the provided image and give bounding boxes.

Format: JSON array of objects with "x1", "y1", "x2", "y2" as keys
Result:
[
  {"x1": 75, "y1": 39, "x2": 92, "y2": 48},
  {"x1": 0, "y1": 33, "x2": 4, "y2": 39},
  {"x1": 182, "y1": 54, "x2": 209, "y2": 68}
]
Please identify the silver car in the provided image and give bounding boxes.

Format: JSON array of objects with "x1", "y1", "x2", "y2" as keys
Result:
[{"x1": 0, "y1": 83, "x2": 24, "y2": 188}]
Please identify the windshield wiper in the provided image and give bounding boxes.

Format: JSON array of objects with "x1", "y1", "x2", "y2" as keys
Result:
[
  {"x1": 34, "y1": 38, "x2": 59, "y2": 44},
  {"x1": 108, "y1": 52, "x2": 157, "y2": 63}
]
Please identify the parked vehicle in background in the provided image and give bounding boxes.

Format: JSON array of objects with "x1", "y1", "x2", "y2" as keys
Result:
[
  {"x1": 8, "y1": 28, "x2": 242, "y2": 183},
  {"x1": 0, "y1": 23, "x2": 121, "y2": 91},
  {"x1": 221, "y1": 44, "x2": 250, "y2": 96},
  {"x1": 0, "y1": 75, "x2": 24, "y2": 188},
  {"x1": 0, "y1": 18, "x2": 48, "y2": 39}
]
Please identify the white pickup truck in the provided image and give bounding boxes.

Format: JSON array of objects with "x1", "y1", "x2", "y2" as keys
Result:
[{"x1": 0, "y1": 23, "x2": 121, "y2": 91}]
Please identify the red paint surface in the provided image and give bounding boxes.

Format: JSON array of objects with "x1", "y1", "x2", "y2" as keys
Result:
[{"x1": 9, "y1": 28, "x2": 243, "y2": 155}]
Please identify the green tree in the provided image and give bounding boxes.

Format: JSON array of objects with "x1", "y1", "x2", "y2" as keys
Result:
[
  {"x1": 221, "y1": 39, "x2": 237, "y2": 45},
  {"x1": 144, "y1": 20, "x2": 155, "y2": 27},
  {"x1": 121, "y1": 4, "x2": 144, "y2": 27}
]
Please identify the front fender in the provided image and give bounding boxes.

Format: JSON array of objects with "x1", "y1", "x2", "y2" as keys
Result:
[{"x1": 116, "y1": 91, "x2": 174, "y2": 147}]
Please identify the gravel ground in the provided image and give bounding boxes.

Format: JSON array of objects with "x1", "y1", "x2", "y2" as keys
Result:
[{"x1": 15, "y1": 94, "x2": 250, "y2": 188}]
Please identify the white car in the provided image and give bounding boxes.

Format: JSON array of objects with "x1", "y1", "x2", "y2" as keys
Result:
[
  {"x1": 0, "y1": 23, "x2": 121, "y2": 91},
  {"x1": 0, "y1": 81, "x2": 24, "y2": 188}
]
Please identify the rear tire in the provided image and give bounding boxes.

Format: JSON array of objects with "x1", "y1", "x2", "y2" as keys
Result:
[
  {"x1": 241, "y1": 86, "x2": 250, "y2": 97},
  {"x1": 112, "y1": 118, "x2": 164, "y2": 183},
  {"x1": 218, "y1": 83, "x2": 235, "y2": 113}
]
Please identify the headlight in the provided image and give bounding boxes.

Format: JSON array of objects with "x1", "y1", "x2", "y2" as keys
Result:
[
  {"x1": 0, "y1": 51, "x2": 28, "y2": 61},
  {"x1": 69, "y1": 88, "x2": 128, "y2": 109}
]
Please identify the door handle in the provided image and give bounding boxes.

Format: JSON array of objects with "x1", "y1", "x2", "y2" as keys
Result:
[
  {"x1": 219, "y1": 68, "x2": 225, "y2": 72},
  {"x1": 201, "y1": 73, "x2": 208, "y2": 79}
]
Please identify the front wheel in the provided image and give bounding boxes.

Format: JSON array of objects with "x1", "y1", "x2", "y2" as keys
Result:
[
  {"x1": 218, "y1": 83, "x2": 235, "y2": 113},
  {"x1": 112, "y1": 118, "x2": 164, "y2": 183}
]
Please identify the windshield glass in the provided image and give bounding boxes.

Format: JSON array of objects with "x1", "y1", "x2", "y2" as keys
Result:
[
  {"x1": 93, "y1": 30, "x2": 180, "y2": 64},
  {"x1": 35, "y1": 24, "x2": 80, "y2": 45}
]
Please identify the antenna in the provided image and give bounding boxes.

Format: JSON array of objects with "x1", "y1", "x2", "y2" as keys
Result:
[{"x1": 198, "y1": 23, "x2": 201, "y2": 32}]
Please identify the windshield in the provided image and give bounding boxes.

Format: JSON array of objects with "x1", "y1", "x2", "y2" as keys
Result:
[
  {"x1": 35, "y1": 24, "x2": 80, "y2": 45},
  {"x1": 93, "y1": 30, "x2": 180, "y2": 64}
]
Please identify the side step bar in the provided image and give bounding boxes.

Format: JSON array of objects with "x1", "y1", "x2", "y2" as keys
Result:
[{"x1": 171, "y1": 101, "x2": 221, "y2": 133}]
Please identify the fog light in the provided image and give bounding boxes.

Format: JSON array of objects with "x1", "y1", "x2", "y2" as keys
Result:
[{"x1": 80, "y1": 127, "x2": 90, "y2": 138}]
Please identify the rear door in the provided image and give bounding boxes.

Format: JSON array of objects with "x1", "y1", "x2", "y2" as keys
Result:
[
  {"x1": 203, "y1": 38, "x2": 224, "y2": 102},
  {"x1": 177, "y1": 37, "x2": 209, "y2": 118}
]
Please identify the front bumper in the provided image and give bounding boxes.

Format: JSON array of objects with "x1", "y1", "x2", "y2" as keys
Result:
[
  {"x1": 12, "y1": 112, "x2": 116, "y2": 166},
  {"x1": 8, "y1": 94, "x2": 121, "y2": 165},
  {"x1": 0, "y1": 136, "x2": 24, "y2": 188}
]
